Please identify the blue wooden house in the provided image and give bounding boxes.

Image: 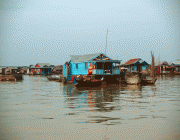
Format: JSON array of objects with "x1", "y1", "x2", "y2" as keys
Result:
[
  {"x1": 121, "y1": 58, "x2": 149, "y2": 72},
  {"x1": 63, "y1": 53, "x2": 122, "y2": 81}
]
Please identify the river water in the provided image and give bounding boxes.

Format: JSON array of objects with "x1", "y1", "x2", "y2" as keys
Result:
[{"x1": 0, "y1": 75, "x2": 180, "y2": 140}]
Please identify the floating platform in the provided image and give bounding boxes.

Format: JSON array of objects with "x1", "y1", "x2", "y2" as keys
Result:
[{"x1": 0, "y1": 74, "x2": 23, "y2": 81}]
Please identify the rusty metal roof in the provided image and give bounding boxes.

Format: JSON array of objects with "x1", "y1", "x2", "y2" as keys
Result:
[{"x1": 124, "y1": 58, "x2": 140, "y2": 65}]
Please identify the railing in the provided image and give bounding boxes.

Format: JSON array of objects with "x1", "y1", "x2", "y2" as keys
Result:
[
  {"x1": 112, "y1": 69, "x2": 120, "y2": 74},
  {"x1": 92, "y1": 69, "x2": 120, "y2": 75}
]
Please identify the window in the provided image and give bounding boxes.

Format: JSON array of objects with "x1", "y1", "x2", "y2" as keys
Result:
[
  {"x1": 75, "y1": 63, "x2": 78, "y2": 69},
  {"x1": 85, "y1": 62, "x2": 87, "y2": 69}
]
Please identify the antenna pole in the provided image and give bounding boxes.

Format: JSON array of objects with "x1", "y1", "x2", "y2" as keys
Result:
[{"x1": 105, "y1": 29, "x2": 109, "y2": 55}]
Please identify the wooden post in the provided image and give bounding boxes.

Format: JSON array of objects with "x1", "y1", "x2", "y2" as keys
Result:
[{"x1": 103, "y1": 62, "x2": 104, "y2": 74}]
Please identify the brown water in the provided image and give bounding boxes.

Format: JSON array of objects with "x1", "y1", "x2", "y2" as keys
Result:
[{"x1": 0, "y1": 75, "x2": 180, "y2": 140}]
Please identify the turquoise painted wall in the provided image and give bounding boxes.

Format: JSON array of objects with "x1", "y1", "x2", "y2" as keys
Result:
[
  {"x1": 124, "y1": 64, "x2": 149, "y2": 72},
  {"x1": 133, "y1": 65, "x2": 137, "y2": 71},
  {"x1": 127, "y1": 65, "x2": 137, "y2": 72},
  {"x1": 71, "y1": 62, "x2": 89, "y2": 75},
  {"x1": 63, "y1": 61, "x2": 90, "y2": 79},
  {"x1": 63, "y1": 65, "x2": 65, "y2": 77},
  {"x1": 141, "y1": 65, "x2": 148, "y2": 70},
  {"x1": 41, "y1": 68, "x2": 52, "y2": 75}
]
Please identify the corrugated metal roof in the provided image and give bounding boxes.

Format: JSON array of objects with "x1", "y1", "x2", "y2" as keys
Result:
[
  {"x1": 124, "y1": 58, "x2": 140, "y2": 65},
  {"x1": 70, "y1": 53, "x2": 102, "y2": 63}
]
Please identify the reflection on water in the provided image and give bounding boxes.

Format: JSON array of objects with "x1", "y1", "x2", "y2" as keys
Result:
[
  {"x1": 61, "y1": 76, "x2": 180, "y2": 125},
  {"x1": 0, "y1": 75, "x2": 180, "y2": 139}
]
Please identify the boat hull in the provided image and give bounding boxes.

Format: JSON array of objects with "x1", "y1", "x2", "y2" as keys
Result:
[
  {"x1": 125, "y1": 73, "x2": 142, "y2": 85},
  {"x1": 140, "y1": 78, "x2": 157, "y2": 85},
  {"x1": 125, "y1": 77, "x2": 140, "y2": 84},
  {"x1": 73, "y1": 78, "x2": 102, "y2": 87},
  {"x1": 47, "y1": 75, "x2": 62, "y2": 81}
]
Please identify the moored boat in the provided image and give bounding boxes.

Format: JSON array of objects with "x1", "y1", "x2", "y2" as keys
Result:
[
  {"x1": 73, "y1": 76, "x2": 102, "y2": 87},
  {"x1": 140, "y1": 76, "x2": 157, "y2": 85},
  {"x1": 47, "y1": 75, "x2": 62, "y2": 81},
  {"x1": 125, "y1": 72, "x2": 142, "y2": 85}
]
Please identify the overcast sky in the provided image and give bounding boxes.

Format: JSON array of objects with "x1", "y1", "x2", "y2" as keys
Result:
[{"x1": 0, "y1": 0, "x2": 180, "y2": 66}]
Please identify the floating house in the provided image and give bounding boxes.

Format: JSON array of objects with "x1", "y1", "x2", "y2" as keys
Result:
[
  {"x1": 34, "y1": 63, "x2": 52, "y2": 75},
  {"x1": 63, "y1": 53, "x2": 121, "y2": 81},
  {"x1": 171, "y1": 59, "x2": 180, "y2": 72},
  {"x1": 121, "y1": 58, "x2": 149, "y2": 72},
  {"x1": 155, "y1": 61, "x2": 174, "y2": 74},
  {"x1": 28, "y1": 63, "x2": 53, "y2": 75}
]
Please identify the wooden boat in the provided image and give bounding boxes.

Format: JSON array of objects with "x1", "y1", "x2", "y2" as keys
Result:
[
  {"x1": 125, "y1": 72, "x2": 142, "y2": 85},
  {"x1": 47, "y1": 75, "x2": 61, "y2": 81},
  {"x1": 73, "y1": 76, "x2": 102, "y2": 87},
  {"x1": 140, "y1": 76, "x2": 157, "y2": 85}
]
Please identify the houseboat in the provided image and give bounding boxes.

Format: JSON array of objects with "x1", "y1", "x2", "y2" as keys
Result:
[{"x1": 63, "y1": 53, "x2": 122, "y2": 86}]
